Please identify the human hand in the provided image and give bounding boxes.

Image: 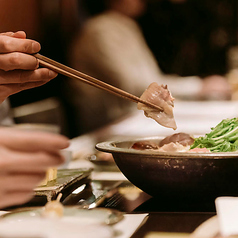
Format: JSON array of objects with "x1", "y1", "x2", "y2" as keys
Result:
[
  {"x1": 0, "y1": 127, "x2": 69, "y2": 208},
  {"x1": 0, "y1": 31, "x2": 58, "y2": 103}
]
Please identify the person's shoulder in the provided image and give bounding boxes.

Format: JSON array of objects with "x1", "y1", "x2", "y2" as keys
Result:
[
  {"x1": 84, "y1": 12, "x2": 112, "y2": 29},
  {"x1": 84, "y1": 11, "x2": 135, "y2": 32}
]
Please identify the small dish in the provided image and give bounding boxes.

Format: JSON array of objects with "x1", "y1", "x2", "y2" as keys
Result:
[
  {"x1": 1, "y1": 207, "x2": 124, "y2": 225},
  {"x1": 0, "y1": 217, "x2": 114, "y2": 238},
  {"x1": 87, "y1": 151, "x2": 120, "y2": 172}
]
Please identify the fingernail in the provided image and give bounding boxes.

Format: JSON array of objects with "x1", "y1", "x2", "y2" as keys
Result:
[
  {"x1": 32, "y1": 42, "x2": 41, "y2": 52},
  {"x1": 36, "y1": 59, "x2": 39, "y2": 68},
  {"x1": 49, "y1": 70, "x2": 58, "y2": 78}
]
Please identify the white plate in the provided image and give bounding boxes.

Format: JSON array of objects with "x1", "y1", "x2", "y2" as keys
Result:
[
  {"x1": 2, "y1": 207, "x2": 123, "y2": 225},
  {"x1": 0, "y1": 207, "x2": 124, "y2": 238},
  {"x1": 0, "y1": 217, "x2": 114, "y2": 238}
]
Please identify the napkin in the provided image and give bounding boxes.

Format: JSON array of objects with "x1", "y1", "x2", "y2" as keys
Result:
[
  {"x1": 113, "y1": 213, "x2": 148, "y2": 238},
  {"x1": 215, "y1": 196, "x2": 238, "y2": 237}
]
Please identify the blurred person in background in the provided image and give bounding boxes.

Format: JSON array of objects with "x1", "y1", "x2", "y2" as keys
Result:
[
  {"x1": 0, "y1": 31, "x2": 69, "y2": 208},
  {"x1": 139, "y1": 0, "x2": 234, "y2": 99},
  {"x1": 139, "y1": 0, "x2": 235, "y2": 76},
  {"x1": 66, "y1": 0, "x2": 154, "y2": 135},
  {"x1": 66, "y1": 0, "x2": 231, "y2": 136}
]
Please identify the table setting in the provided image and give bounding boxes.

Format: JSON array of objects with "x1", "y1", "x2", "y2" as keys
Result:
[
  {"x1": 0, "y1": 54, "x2": 238, "y2": 238},
  {"x1": 52, "y1": 99, "x2": 238, "y2": 236},
  {"x1": 2, "y1": 98, "x2": 238, "y2": 237}
]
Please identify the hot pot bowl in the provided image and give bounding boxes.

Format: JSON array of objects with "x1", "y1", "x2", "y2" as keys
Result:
[{"x1": 96, "y1": 136, "x2": 238, "y2": 203}]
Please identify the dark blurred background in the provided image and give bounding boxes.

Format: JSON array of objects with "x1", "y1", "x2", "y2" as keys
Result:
[
  {"x1": 1, "y1": 0, "x2": 237, "y2": 138},
  {"x1": 139, "y1": 0, "x2": 237, "y2": 77}
]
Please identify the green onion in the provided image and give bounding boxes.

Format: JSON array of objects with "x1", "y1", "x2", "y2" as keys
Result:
[{"x1": 190, "y1": 118, "x2": 238, "y2": 152}]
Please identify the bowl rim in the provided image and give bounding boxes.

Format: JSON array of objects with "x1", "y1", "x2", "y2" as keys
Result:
[{"x1": 95, "y1": 136, "x2": 238, "y2": 159}]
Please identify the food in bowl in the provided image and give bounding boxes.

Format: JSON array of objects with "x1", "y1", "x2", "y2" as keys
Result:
[
  {"x1": 130, "y1": 118, "x2": 238, "y2": 153},
  {"x1": 191, "y1": 117, "x2": 238, "y2": 152},
  {"x1": 131, "y1": 132, "x2": 195, "y2": 152}
]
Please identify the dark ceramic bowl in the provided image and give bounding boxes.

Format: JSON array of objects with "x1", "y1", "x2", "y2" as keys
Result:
[{"x1": 96, "y1": 136, "x2": 238, "y2": 202}]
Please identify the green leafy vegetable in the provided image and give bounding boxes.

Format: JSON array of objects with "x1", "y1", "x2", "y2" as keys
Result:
[{"x1": 190, "y1": 117, "x2": 238, "y2": 152}]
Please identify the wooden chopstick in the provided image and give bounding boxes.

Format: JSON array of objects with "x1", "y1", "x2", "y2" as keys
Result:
[{"x1": 34, "y1": 53, "x2": 163, "y2": 111}]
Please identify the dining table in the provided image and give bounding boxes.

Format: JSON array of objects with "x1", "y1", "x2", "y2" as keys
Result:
[
  {"x1": 64, "y1": 99, "x2": 238, "y2": 237},
  {"x1": 2, "y1": 100, "x2": 238, "y2": 238}
]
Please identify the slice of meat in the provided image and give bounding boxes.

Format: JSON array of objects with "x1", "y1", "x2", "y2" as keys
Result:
[
  {"x1": 131, "y1": 140, "x2": 159, "y2": 150},
  {"x1": 158, "y1": 142, "x2": 189, "y2": 152},
  {"x1": 188, "y1": 148, "x2": 211, "y2": 153},
  {"x1": 159, "y1": 133, "x2": 194, "y2": 147},
  {"x1": 137, "y1": 82, "x2": 177, "y2": 130}
]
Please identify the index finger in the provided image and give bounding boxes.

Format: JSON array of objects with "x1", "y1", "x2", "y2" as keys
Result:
[
  {"x1": 0, "y1": 147, "x2": 65, "y2": 173},
  {"x1": 0, "y1": 128, "x2": 69, "y2": 153},
  {"x1": 0, "y1": 35, "x2": 41, "y2": 54},
  {"x1": 0, "y1": 31, "x2": 26, "y2": 39}
]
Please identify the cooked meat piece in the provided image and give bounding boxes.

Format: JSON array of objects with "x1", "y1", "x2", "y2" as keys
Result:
[
  {"x1": 159, "y1": 133, "x2": 194, "y2": 147},
  {"x1": 131, "y1": 141, "x2": 159, "y2": 150},
  {"x1": 137, "y1": 82, "x2": 177, "y2": 130},
  {"x1": 158, "y1": 142, "x2": 189, "y2": 152},
  {"x1": 189, "y1": 148, "x2": 211, "y2": 153}
]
